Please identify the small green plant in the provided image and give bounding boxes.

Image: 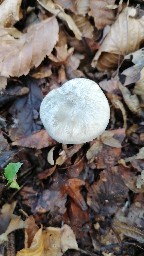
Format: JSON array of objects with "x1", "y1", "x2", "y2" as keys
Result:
[{"x1": 4, "y1": 162, "x2": 23, "y2": 189}]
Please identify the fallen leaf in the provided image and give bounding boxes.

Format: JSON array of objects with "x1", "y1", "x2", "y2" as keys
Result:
[
  {"x1": 72, "y1": 15, "x2": 94, "y2": 39},
  {"x1": 118, "y1": 82, "x2": 142, "y2": 115},
  {"x1": 0, "y1": 202, "x2": 25, "y2": 244},
  {"x1": 89, "y1": 0, "x2": 116, "y2": 29},
  {"x1": 17, "y1": 224, "x2": 78, "y2": 256},
  {"x1": 92, "y1": 7, "x2": 144, "y2": 70},
  {"x1": 0, "y1": 131, "x2": 9, "y2": 153},
  {"x1": 63, "y1": 178, "x2": 87, "y2": 211},
  {"x1": 0, "y1": 17, "x2": 59, "y2": 77},
  {"x1": 87, "y1": 167, "x2": 128, "y2": 215},
  {"x1": 75, "y1": 0, "x2": 89, "y2": 16},
  {"x1": 112, "y1": 219, "x2": 144, "y2": 244},
  {"x1": 54, "y1": 0, "x2": 76, "y2": 13},
  {"x1": 49, "y1": 45, "x2": 74, "y2": 64},
  {"x1": 12, "y1": 130, "x2": 56, "y2": 149},
  {"x1": 25, "y1": 216, "x2": 39, "y2": 248},
  {"x1": 0, "y1": 76, "x2": 7, "y2": 90},
  {"x1": 0, "y1": 0, "x2": 22, "y2": 27},
  {"x1": 38, "y1": 0, "x2": 82, "y2": 40},
  {"x1": 9, "y1": 78, "x2": 43, "y2": 140}
]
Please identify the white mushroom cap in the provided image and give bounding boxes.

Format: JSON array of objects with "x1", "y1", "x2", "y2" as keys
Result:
[{"x1": 40, "y1": 78, "x2": 110, "y2": 144}]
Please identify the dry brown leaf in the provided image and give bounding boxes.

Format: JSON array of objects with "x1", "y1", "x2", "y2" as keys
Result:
[
  {"x1": 134, "y1": 68, "x2": 144, "y2": 102},
  {"x1": 38, "y1": 0, "x2": 82, "y2": 40},
  {"x1": 0, "y1": 17, "x2": 59, "y2": 77},
  {"x1": 89, "y1": 0, "x2": 116, "y2": 30},
  {"x1": 72, "y1": 15, "x2": 93, "y2": 38},
  {"x1": 101, "y1": 131, "x2": 122, "y2": 148},
  {"x1": 49, "y1": 45, "x2": 74, "y2": 63},
  {"x1": 92, "y1": 7, "x2": 144, "y2": 70},
  {"x1": 107, "y1": 93, "x2": 127, "y2": 129},
  {"x1": 112, "y1": 219, "x2": 144, "y2": 243},
  {"x1": 0, "y1": 202, "x2": 25, "y2": 244},
  {"x1": 17, "y1": 225, "x2": 78, "y2": 256},
  {"x1": 63, "y1": 178, "x2": 87, "y2": 211},
  {"x1": 54, "y1": 0, "x2": 76, "y2": 13},
  {"x1": 12, "y1": 130, "x2": 56, "y2": 149},
  {"x1": 25, "y1": 216, "x2": 39, "y2": 248},
  {"x1": 75, "y1": 0, "x2": 89, "y2": 16},
  {"x1": 118, "y1": 82, "x2": 142, "y2": 115},
  {"x1": 0, "y1": 0, "x2": 22, "y2": 27}
]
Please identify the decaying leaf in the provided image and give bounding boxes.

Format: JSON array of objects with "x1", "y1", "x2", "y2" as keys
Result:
[
  {"x1": 89, "y1": 0, "x2": 116, "y2": 30},
  {"x1": 0, "y1": 17, "x2": 59, "y2": 77},
  {"x1": 0, "y1": 202, "x2": 25, "y2": 244},
  {"x1": 92, "y1": 7, "x2": 144, "y2": 70},
  {"x1": 17, "y1": 224, "x2": 78, "y2": 256},
  {"x1": 38, "y1": 0, "x2": 82, "y2": 40},
  {"x1": 112, "y1": 219, "x2": 144, "y2": 243},
  {"x1": 134, "y1": 67, "x2": 144, "y2": 102},
  {"x1": 0, "y1": 0, "x2": 22, "y2": 27},
  {"x1": 54, "y1": 0, "x2": 76, "y2": 13},
  {"x1": 87, "y1": 167, "x2": 128, "y2": 215},
  {"x1": 63, "y1": 178, "x2": 87, "y2": 211},
  {"x1": 12, "y1": 130, "x2": 56, "y2": 149}
]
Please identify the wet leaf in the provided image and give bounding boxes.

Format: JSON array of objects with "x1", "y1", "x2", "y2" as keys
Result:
[
  {"x1": 87, "y1": 167, "x2": 128, "y2": 215},
  {"x1": 9, "y1": 78, "x2": 43, "y2": 140}
]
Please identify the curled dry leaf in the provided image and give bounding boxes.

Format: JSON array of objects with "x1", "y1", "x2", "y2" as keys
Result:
[
  {"x1": 38, "y1": 0, "x2": 82, "y2": 40},
  {"x1": 107, "y1": 92, "x2": 127, "y2": 129},
  {"x1": 118, "y1": 82, "x2": 142, "y2": 115},
  {"x1": 89, "y1": 0, "x2": 116, "y2": 30},
  {"x1": 0, "y1": 202, "x2": 25, "y2": 244},
  {"x1": 75, "y1": 0, "x2": 89, "y2": 16},
  {"x1": 0, "y1": 17, "x2": 59, "y2": 77},
  {"x1": 92, "y1": 7, "x2": 144, "y2": 70},
  {"x1": 49, "y1": 45, "x2": 74, "y2": 64},
  {"x1": 17, "y1": 224, "x2": 78, "y2": 256},
  {"x1": 112, "y1": 219, "x2": 144, "y2": 244},
  {"x1": 54, "y1": 0, "x2": 76, "y2": 13},
  {"x1": 0, "y1": 0, "x2": 22, "y2": 27},
  {"x1": 72, "y1": 15, "x2": 94, "y2": 38}
]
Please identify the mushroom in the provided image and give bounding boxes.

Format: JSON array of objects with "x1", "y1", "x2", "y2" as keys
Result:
[{"x1": 40, "y1": 78, "x2": 110, "y2": 144}]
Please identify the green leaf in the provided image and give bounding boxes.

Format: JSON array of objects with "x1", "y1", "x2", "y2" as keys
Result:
[
  {"x1": 9, "y1": 180, "x2": 20, "y2": 189},
  {"x1": 4, "y1": 162, "x2": 22, "y2": 183}
]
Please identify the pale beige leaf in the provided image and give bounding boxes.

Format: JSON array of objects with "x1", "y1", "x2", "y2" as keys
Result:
[
  {"x1": 53, "y1": 0, "x2": 76, "y2": 13},
  {"x1": 49, "y1": 45, "x2": 74, "y2": 63},
  {"x1": 134, "y1": 68, "x2": 144, "y2": 101},
  {"x1": 72, "y1": 15, "x2": 94, "y2": 38},
  {"x1": 101, "y1": 131, "x2": 122, "y2": 148},
  {"x1": 38, "y1": 0, "x2": 82, "y2": 40},
  {"x1": 75, "y1": 0, "x2": 89, "y2": 16},
  {"x1": 108, "y1": 93, "x2": 127, "y2": 129},
  {"x1": 92, "y1": 7, "x2": 144, "y2": 70},
  {"x1": 118, "y1": 82, "x2": 142, "y2": 115},
  {"x1": 61, "y1": 224, "x2": 78, "y2": 253},
  {"x1": 0, "y1": 17, "x2": 59, "y2": 77},
  {"x1": 0, "y1": 0, "x2": 22, "y2": 27},
  {"x1": 89, "y1": 0, "x2": 116, "y2": 29},
  {"x1": 17, "y1": 225, "x2": 78, "y2": 256},
  {"x1": 0, "y1": 76, "x2": 7, "y2": 90}
]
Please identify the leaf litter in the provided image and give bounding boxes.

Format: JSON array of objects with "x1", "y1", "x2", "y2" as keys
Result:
[{"x1": 0, "y1": 0, "x2": 144, "y2": 255}]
